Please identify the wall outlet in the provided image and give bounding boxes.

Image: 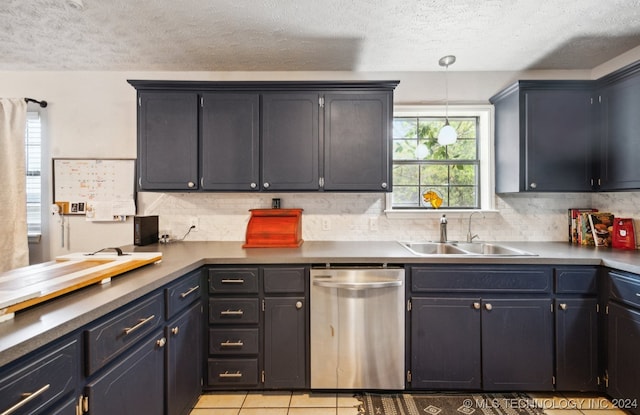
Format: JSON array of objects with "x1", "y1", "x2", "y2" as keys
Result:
[
  {"x1": 189, "y1": 217, "x2": 199, "y2": 231},
  {"x1": 322, "y1": 218, "x2": 331, "y2": 231},
  {"x1": 369, "y1": 217, "x2": 379, "y2": 231}
]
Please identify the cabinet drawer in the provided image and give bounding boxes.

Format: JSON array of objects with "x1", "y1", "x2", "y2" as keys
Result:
[
  {"x1": 209, "y1": 328, "x2": 259, "y2": 355},
  {"x1": 609, "y1": 271, "x2": 640, "y2": 309},
  {"x1": 0, "y1": 337, "x2": 78, "y2": 415},
  {"x1": 209, "y1": 299, "x2": 259, "y2": 324},
  {"x1": 209, "y1": 268, "x2": 259, "y2": 294},
  {"x1": 207, "y1": 358, "x2": 259, "y2": 387},
  {"x1": 263, "y1": 267, "x2": 306, "y2": 293},
  {"x1": 555, "y1": 267, "x2": 598, "y2": 294},
  {"x1": 411, "y1": 266, "x2": 552, "y2": 293},
  {"x1": 85, "y1": 292, "x2": 164, "y2": 375},
  {"x1": 166, "y1": 269, "x2": 202, "y2": 319}
]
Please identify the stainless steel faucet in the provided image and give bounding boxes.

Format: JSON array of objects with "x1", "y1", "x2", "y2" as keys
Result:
[
  {"x1": 439, "y1": 214, "x2": 448, "y2": 243},
  {"x1": 467, "y1": 211, "x2": 480, "y2": 243}
]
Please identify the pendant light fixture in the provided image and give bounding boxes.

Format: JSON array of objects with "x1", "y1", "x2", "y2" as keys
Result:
[{"x1": 437, "y1": 55, "x2": 457, "y2": 146}]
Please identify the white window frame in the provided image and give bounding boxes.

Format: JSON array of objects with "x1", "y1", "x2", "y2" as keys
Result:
[{"x1": 385, "y1": 105, "x2": 496, "y2": 218}]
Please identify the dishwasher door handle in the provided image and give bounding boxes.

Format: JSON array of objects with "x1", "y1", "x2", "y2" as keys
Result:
[{"x1": 312, "y1": 280, "x2": 402, "y2": 290}]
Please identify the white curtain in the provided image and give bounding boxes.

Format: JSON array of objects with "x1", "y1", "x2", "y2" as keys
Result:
[{"x1": 0, "y1": 98, "x2": 29, "y2": 272}]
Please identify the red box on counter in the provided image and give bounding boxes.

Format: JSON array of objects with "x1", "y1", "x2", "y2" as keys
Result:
[{"x1": 243, "y1": 208, "x2": 303, "y2": 248}]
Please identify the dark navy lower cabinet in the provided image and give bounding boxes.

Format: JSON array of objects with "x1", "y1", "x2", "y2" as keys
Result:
[
  {"x1": 166, "y1": 301, "x2": 203, "y2": 415},
  {"x1": 482, "y1": 298, "x2": 554, "y2": 391},
  {"x1": 84, "y1": 331, "x2": 165, "y2": 415},
  {"x1": 264, "y1": 297, "x2": 307, "y2": 389},
  {"x1": 408, "y1": 265, "x2": 554, "y2": 391},
  {"x1": 607, "y1": 301, "x2": 640, "y2": 414},
  {"x1": 410, "y1": 297, "x2": 481, "y2": 389},
  {"x1": 0, "y1": 335, "x2": 79, "y2": 415},
  {"x1": 555, "y1": 298, "x2": 599, "y2": 391}
]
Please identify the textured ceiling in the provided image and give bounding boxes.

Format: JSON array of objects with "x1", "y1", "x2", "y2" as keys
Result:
[{"x1": 1, "y1": 0, "x2": 640, "y2": 71}]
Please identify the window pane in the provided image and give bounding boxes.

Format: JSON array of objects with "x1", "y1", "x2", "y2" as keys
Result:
[
  {"x1": 450, "y1": 164, "x2": 477, "y2": 185},
  {"x1": 393, "y1": 164, "x2": 419, "y2": 185},
  {"x1": 391, "y1": 113, "x2": 481, "y2": 210},
  {"x1": 393, "y1": 139, "x2": 418, "y2": 160},
  {"x1": 420, "y1": 165, "x2": 449, "y2": 186},
  {"x1": 25, "y1": 112, "x2": 41, "y2": 235},
  {"x1": 392, "y1": 186, "x2": 420, "y2": 207},
  {"x1": 393, "y1": 118, "x2": 417, "y2": 138}
]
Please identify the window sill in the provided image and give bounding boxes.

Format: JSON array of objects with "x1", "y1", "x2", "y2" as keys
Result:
[
  {"x1": 28, "y1": 234, "x2": 42, "y2": 244},
  {"x1": 384, "y1": 209, "x2": 499, "y2": 219}
]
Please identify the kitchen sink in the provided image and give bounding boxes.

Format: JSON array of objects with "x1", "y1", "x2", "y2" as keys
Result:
[
  {"x1": 450, "y1": 242, "x2": 537, "y2": 256},
  {"x1": 400, "y1": 242, "x2": 469, "y2": 255},
  {"x1": 398, "y1": 241, "x2": 537, "y2": 257}
]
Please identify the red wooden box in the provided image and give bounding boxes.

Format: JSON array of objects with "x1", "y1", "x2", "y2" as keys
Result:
[{"x1": 243, "y1": 208, "x2": 303, "y2": 248}]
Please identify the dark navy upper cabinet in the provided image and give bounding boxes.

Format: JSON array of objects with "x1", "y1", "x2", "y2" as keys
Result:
[
  {"x1": 598, "y1": 63, "x2": 640, "y2": 191},
  {"x1": 137, "y1": 91, "x2": 199, "y2": 190},
  {"x1": 129, "y1": 80, "x2": 398, "y2": 193},
  {"x1": 323, "y1": 92, "x2": 392, "y2": 191},
  {"x1": 490, "y1": 81, "x2": 595, "y2": 193},
  {"x1": 261, "y1": 93, "x2": 320, "y2": 191},
  {"x1": 200, "y1": 93, "x2": 260, "y2": 191}
]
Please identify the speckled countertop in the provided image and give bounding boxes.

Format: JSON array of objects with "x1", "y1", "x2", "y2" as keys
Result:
[{"x1": 1, "y1": 240, "x2": 639, "y2": 366}]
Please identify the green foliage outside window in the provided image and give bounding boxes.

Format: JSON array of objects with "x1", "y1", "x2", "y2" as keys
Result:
[{"x1": 392, "y1": 116, "x2": 479, "y2": 209}]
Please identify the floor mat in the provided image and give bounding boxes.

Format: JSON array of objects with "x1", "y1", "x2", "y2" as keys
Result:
[{"x1": 356, "y1": 392, "x2": 546, "y2": 415}]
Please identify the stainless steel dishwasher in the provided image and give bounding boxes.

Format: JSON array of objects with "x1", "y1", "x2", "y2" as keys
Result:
[{"x1": 310, "y1": 267, "x2": 405, "y2": 390}]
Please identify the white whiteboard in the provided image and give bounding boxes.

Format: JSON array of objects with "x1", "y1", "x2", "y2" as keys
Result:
[{"x1": 53, "y1": 159, "x2": 136, "y2": 218}]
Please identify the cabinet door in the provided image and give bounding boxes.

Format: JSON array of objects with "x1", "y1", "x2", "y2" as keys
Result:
[
  {"x1": 201, "y1": 93, "x2": 260, "y2": 191},
  {"x1": 523, "y1": 89, "x2": 594, "y2": 192},
  {"x1": 85, "y1": 332, "x2": 165, "y2": 415},
  {"x1": 264, "y1": 297, "x2": 307, "y2": 389},
  {"x1": 482, "y1": 298, "x2": 554, "y2": 391},
  {"x1": 138, "y1": 91, "x2": 199, "y2": 190},
  {"x1": 261, "y1": 93, "x2": 319, "y2": 191},
  {"x1": 599, "y1": 73, "x2": 640, "y2": 190},
  {"x1": 166, "y1": 302, "x2": 202, "y2": 415},
  {"x1": 410, "y1": 298, "x2": 481, "y2": 389},
  {"x1": 323, "y1": 92, "x2": 391, "y2": 191},
  {"x1": 607, "y1": 302, "x2": 640, "y2": 411},
  {"x1": 555, "y1": 298, "x2": 599, "y2": 391}
]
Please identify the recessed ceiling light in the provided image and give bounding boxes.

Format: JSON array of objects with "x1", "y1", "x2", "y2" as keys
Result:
[{"x1": 66, "y1": 0, "x2": 85, "y2": 10}]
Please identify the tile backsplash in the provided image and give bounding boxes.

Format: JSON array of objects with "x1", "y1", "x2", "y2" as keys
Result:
[{"x1": 137, "y1": 191, "x2": 640, "y2": 245}]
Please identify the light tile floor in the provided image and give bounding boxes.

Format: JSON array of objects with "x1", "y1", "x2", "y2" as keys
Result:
[{"x1": 189, "y1": 391, "x2": 631, "y2": 415}]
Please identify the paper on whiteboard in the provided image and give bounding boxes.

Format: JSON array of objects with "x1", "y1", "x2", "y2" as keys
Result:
[{"x1": 86, "y1": 200, "x2": 136, "y2": 221}]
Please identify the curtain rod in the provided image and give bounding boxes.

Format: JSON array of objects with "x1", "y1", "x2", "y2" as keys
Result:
[{"x1": 24, "y1": 97, "x2": 48, "y2": 108}]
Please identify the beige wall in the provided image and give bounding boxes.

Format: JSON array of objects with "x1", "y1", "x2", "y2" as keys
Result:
[{"x1": 2, "y1": 50, "x2": 640, "y2": 260}]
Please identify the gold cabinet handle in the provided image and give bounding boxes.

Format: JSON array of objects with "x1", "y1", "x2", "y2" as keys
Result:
[
  {"x1": 1, "y1": 384, "x2": 50, "y2": 415},
  {"x1": 473, "y1": 302, "x2": 481, "y2": 310},
  {"x1": 485, "y1": 303, "x2": 493, "y2": 311},
  {"x1": 220, "y1": 279, "x2": 245, "y2": 284},
  {"x1": 220, "y1": 340, "x2": 244, "y2": 348},
  {"x1": 220, "y1": 309, "x2": 244, "y2": 316},
  {"x1": 156, "y1": 337, "x2": 167, "y2": 347},
  {"x1": 559, "y1": 303, "x2": 567, "y2": 310},
  {"x1": 171, "y1": 326, "x2": 179, "y2": 335},
  {"x1": 180, "y1": 285, "x2": 200, "y2": 298},
  {"x1": 219, "y1": 371, "x2": 243, "y2": 378},
  {"x1": 123, "y1": 314, "x2": 155, "y2": 335}
]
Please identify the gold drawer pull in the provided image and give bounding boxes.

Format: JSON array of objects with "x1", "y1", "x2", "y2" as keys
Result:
[
  {"x1": 124, "y1": 314, "x2": 155, "y2": 335},
  {"x1": 1, "y1": 384, "x2": 50, "y2": 415},
  {"x1": 220, "y1": 309, "x2": 244, "y2": 317},
  {"x1": 180, "y1": 285, "x2": 200, "y2": 298},
  {"x1": 221, "y1": 279, "x2": 245, "y2": 284},
  {"x1": 220, "y1": 340, "x2": 244, "y2": 347},
  {"x1": 219, "y1": 371, "x2": 243, "y2": 378}
]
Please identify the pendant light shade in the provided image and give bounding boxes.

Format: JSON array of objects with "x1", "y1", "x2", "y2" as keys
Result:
[
  {"x1": 437, "y1": 121, "x2": 457, "y2": 145},
  {"x1": 437, "y1": 55, "x2": 457, "y2": 146}
]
